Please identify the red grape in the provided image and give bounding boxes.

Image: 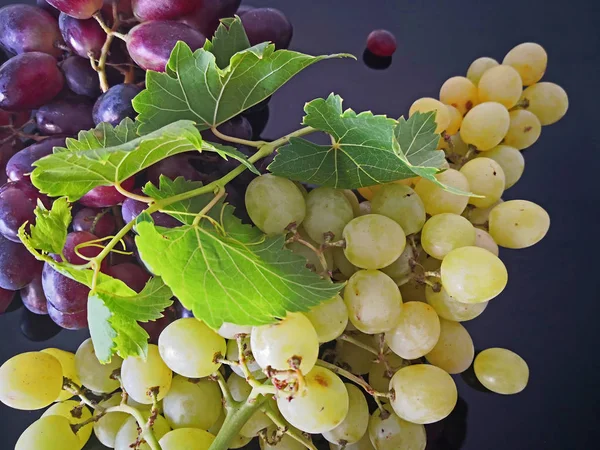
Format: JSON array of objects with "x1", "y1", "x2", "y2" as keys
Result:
[
  {"x1": 0, "y1": 234, "x2": 43, "y2": 290},
  {"x1": 47, "y1": 0, "x2": 103, "y2": 20},
  {"x1": 21, "y1": 272, "x2": 49, "y2": 315},
  {"x1": 142, "y1": 306, "x2": 176, "y2": 344},
  {"x1": 92, "y1": 83, "x2": 142, "y2": 125},
  {"x1": 0, "y1": 286, "x2": 16, "y2": 314},
  {"x1": 59, "y1": 12, "x2": 106, "y2": 58},
  {"x1": 147, "y1": 154, "x2": 203, "y2": 186},
  {"x1": 47, "y1": 300, "x2": 87, "y2": 329},
  {"x1": 237, "y1": 5, "x2": 255, "y2": 15},
  {"x1": 73, "y1": 208, "x2": 117, "y2": 238},
  {"x1": 61, "y1": 55, "x2": 102, "y2": 98},
  {"x1": 132, "y1": 0, "x2": 202, "y2": 22},
  {"x1": 122, "y1": 194, "x2": 180, "y2": 228},
  {"x1": 0, "y1": 181, "x2": 51, "y2": 243},
  {"x1": 79, "y1": 176, "x2": 135, "y2": 208},
  {"x1": 180, "y1": 0, "x2": 241, "y2": 37},
  {"x1": 106, "y1": 262, "x2": 150, "y2": 293},
  {"x1": 37, "y1": 0, "x2": 60, "y2": 18},
  {"x1": 366, "y1": 29, "x2": 397, "y2": 57},
  {"x1": 241, "y1": 8, "x2": 293, "y2": 50},
  {"x1": 63, "y1": 230, "x2": 104, "y2": 265},
  {"x1": 36, "y1": 97, "x2": 95, "y2": 136},
  {"x1": 0, "y1": 139, "x2": 23, "y2": 185},
  {"x1": 6, "y1": 136, "x2": 66, "y2": 182}
]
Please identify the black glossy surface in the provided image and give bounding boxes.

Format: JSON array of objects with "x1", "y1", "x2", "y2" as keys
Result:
[{"x1": 1, "y1": 0, "x2": 599, "y2": 449}]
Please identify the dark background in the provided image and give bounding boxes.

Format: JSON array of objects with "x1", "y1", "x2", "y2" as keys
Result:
[{"x1": 1, "y1": 0, "x2": 599, "y2": 449}]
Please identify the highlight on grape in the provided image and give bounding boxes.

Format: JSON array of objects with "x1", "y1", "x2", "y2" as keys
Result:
[{"x1": 0, "y1": 1, "x2": 567, "y2": 450}]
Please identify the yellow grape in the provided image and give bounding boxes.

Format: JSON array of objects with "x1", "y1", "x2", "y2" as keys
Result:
[
  {"x1": 40, "y1": 348, "x2": 78, "y2": 402},
  {"x1": 466, "y1": 56, "x2": 499, "y2": 85},
  {"x1": 425, "y1": 319, "x2": 474, "y2": 374},
  {"x1": 425, "y1": 285, "x2": 488, "y2": 322},
  {"x1": 93, "y1": 395, "x2": 129, "y2": 448},
  {"x1": 481, "y1": 145, "x2": 524, "y2": 189},
  {"x1": 439, "y1": 76, "x2": 479, "y2": 115},
  {"x1": 414, "y1": 169, "x2": 470, "y2": 216},
  {"x1": 488, "y1": 200, "x2": 550, "y2": 248},
  {"x1": 421, "y1": 213, "x2": 476, "y2": 260},
  {"x1": 520, "y1": 82, "x2": 569, "y2": 125},
  {"x1": 399, "y1": 279, "x2": 426, "y2": 303},
  {"x1": 159, "y1": 428, "x2": 215, "y2": 450},
  {"x1": 368, "y1": 352, "x2": 409, "y2": 393},
  {"x1": 368, "y1": 405, "x2": 426, "y2": 450},
  {"x1": 380, "y1": 244, "x2": 416, "y2": 282},
  {"x1": 343, "y1": 189, "x2": 362, "y2": 216},
  {"x1": 460, "y1": 157, "x2": 506, "y2": 208},
  {"x1": 503, "y1": 42, "x2": 547, "y2": 86},
  {"x1": 329, "y1": 433, "x2": 375, "y2": 450},
  {"x1": 460, "y1": 102, "x2": 510, "y2": 151},
  {"x1": 303, "y1": 187, "x2": 354, "y2": 243},
  {"x1": 409, "y1": 97, "x2": 450, "y2": 133},
  {"x1": 371, "y1": 184, "x2": 426, "y2": 235},
  {"x1": 474, "y1": 228, "x2": 500, "y2": 256},
  {"x1": 335, "y1": 332, "x2": 377, "y2": 375},
  {"x1": 462, "y1": 199, "x2": 503, "y2": 226},
  {"x1": 42, "y1": 400, "x2": 93, "y2": 449},
  {"x1": 121, "y1": 344, "x2": 172, "y2": 404},
  {"x1": 16, "y1": 415, "x2": 80, "y2": 450},
  {"x1": 305, "y1": 294, "x2": 349, "y2": 343},
  {"x1": 474, "y1": 348, "x2": 529, "y2": 394},
  {"x1": 217, "y1": 322, "x2": 252, "y2": 339},
  {"x1": 75, "y1": 338, "x2": 122, "y2": 393},
  {"x1": 332, "y1": 246, "x2": 357, "y2": 278},
  {"x1": 503, "y1": 109, "x2": 542, "y2": 150},
  {"x1": 384, "y1": 301, "x2": 440, "y2": 359},
  {"x1": 322, "y1": 384, "x2": 369, "y2": 445},
  {"x1": 477, "y1": 65, "x2": 523, "y2": 108},
  {"x1": 445, "y1": 105, "x2": 463, "y2": 135},
  {"x1": 114, "y1": 413, "x2": 171, "y2": 450},
  {"x1": 446, "y1": 132, "x2": 470, "y2": 156},
  {"x1": 358, "y1": 201, "x2": 371, "y2": 216}
]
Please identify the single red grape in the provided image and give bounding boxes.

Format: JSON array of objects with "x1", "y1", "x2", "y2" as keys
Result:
[{"x1": 366, "y1": 29, "x2": 397, "y2": 57}]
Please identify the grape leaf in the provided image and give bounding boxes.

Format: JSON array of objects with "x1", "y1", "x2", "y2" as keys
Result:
[
  {"x1": 203, "y1": 140, "x2": 260, "y2": 175},
  {"x1": 55, "y1": 118, "x2": 138, "y2": 153},
  {"x1": 205, "y1": 16, "x2": 251, "y2": 69},
  {"x1": 133, "y1": 41, "x2": 353, "y2": 134},
  {"x1": 25, "y1": 197, "x2": 72, "y2": 254}
]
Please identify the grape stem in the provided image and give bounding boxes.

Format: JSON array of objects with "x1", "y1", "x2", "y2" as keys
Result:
[
  {"x1": 114, "y1": 182, "x2": 154, "y2": 203},
  {"x1": 212, "y1": 371, "x2": 236, "y2": 408},
  {"x1": 105, "y1": 403, "x2": 163, "y2": 450},
  {"x1": 63, "y1": 377, "x2": 98, "y2": 410},
  {"x1": 210, "y1": 126, "x2": 266, "y2": 148},
  {"x1": 261, "y1": 403, "x2": 317, "y2": 450},
  {"x1": 338, "y1": 333, "x2": 379, "y2": 357},
  {"x1": 91, "y1": 6, "x2": 125, "y2": 92},
  {"x1": 235, "y1": 335, "x2": 263, "y2": 388},
  {"x1": 285, "y1": 224, "x2": 330, "y2": 275}
]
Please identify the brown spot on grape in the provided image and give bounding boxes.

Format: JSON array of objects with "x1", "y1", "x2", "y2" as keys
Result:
[
  {"x1": 314, "y1": 374, "x2": 329, "y2": 387},
  {"x1": 524, "y1": 126, "x2": 532, "y2": 133},
  {"x1": 466, "y1": 101, "x2": 474, "y2": 111}
]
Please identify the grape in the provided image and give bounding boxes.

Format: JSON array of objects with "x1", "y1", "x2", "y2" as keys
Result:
[
  {"x1": 79, "y1": 176, "x2": 135, "y2": 207},
  {"x1": 368, "y1": 352, "x2": 409, "y2": 393},
  {"x1": 409, "y1": 97, "x2": 450, "y2": 134},
  {"x1": 304, "y1": 294, "x2": 348, "y2": 343},
  {"x1": 217, "y1": 322, "x2": 252, "y2": 339},
  {"x1": 142, "y1": 306, "x2": 177, "y2": 345},
  {"x1": 46, "y1": 0, "x2": 103, "y2": 20},
  {"x1": 36, "y1": 97, "x2": 95, "y2": 136},
  {"x1": 519, "y1": 82, "x2": 569, "y2": 125},
  {"x1": 114, "y1": 413, "x2": 171, "y2": 450},
  {"x1": 226, "y1": 374, "x2": 272, "y2": 438},
  {"x1": 241, "y1": 7, "x2": 293, "y2": 49},
  {"x1": 180, "y1": 0, "x2": 241, "y2": 37},
  {"x1": 61, "y1": 55, "x2": 101, "y2": 97},
  {"x1": 323, "y1": 384, "x2": 369, "y2": 445},
  {"x1": 63, "y1": 230, "x2": 104, "y2": 265},
  {"x1": 474, "y1": 228, "x2": 499, "y2": 256},
  {"x1": 366, "y1": 29, "x2": 397, "y2": 57},
  {"x1": 42, "y1": 399, "x2": 93, "y2": 448},
  {"x1": 440, "y1": 131, "x2": 469, "y2": 155},
  {"x1": 226, "y1": 336, "x2": 265, "y2": 379},
  {"x1": 343, "y1": 214, "x2": 406, "y2": 270},
  {"x1": 40, "y1": 348, "x2": 79, "y2": 401},
  {"x1": 335, "y1": 332, "x2": 377, "y2": 375},
  {"x1": 439, "y1": 76, "x2": 478, "y2": 115},
  {"x1": 203, "y1": 115, "x2": 253, "y2": 146},
  {"x1": 474, "y1": 348, "x2": 529, "y2": 395},
  {"x1": 460, "y1": 157, "x2": 506, "y2": 208},
  {"x1": 122, "y1": 194, "x2": 181, "y2": 229},
  {"x1": 159, "y1": 428, "x2": 215, "y2": 450},
  {"x1": 389, "y1": 364, "x2": 457, "y2": 424},
  {"x1": 460, "y1": 102, "x2": 510, "y2": 151},
  {"x1": 0, "y1": 234, "x2": 43, "y2": 290},
  {"x1": 0, "y1": 351, "x2": 63, "y2": 410},
  {"x1": 251, "y1": 312, "x2": 319, "y2": 373},
  {"x1": 425, "y1": 318, "x2": 474, "y2": 374},
  {"x1": 344, "y1": 270, "x2": 403, "y2": 334},
  {"x1": 92, "y1": 83, "x2": 142, "y2": 125},
  {"x1": 421, "y1": 213, "x2": 475, "y2": 260},
  {"x1": 503, "y1": 42, "x2": 547, "y2": 86},
  {"x1": 261, "y1": 429, "x2": 307, "y2": 449},
  {"x1": 332, "y1": 246, "x2": 357, "y2": 278},
  {"x1": 0, "y1": 286, "x2": 15, "y2": 314},
  {"x1": 75, "y1": 338, "x2": 123, "y2": 393},
  {"x1": 488, "y1": 199, "x2": 550, "y2": 249},
  {"x1": 503, "y1": 109, "x2": 542, "y2": 150},
  {"x1": 245, "y1": 174, "x2": 306, "y2": 235},
  {"x1": 384, "y1": 301, "x2": 440, "y2": 359},
  {"x1": 37, "y1": 0, "x2": 60, "y2": 18},
  {"x1": 368, "y1": 405, "x2": 426, "y2": 450},
  {"x1": 425, "y1": 285, "x2": 488, "y2": 322},
  {"x1": 0, "y1": 52, "x2": 64, "y2": 111},
  {"x1": 127, "y1": 21, "x2": 206, "y2": 72},
  {"x1": 92, "y1": 395, "x2": 129, "y2": 448},
  {"x1": 445, "y1": 105, "x2": 463, "y2": 135},
  {"x1": 122, "y1": 344, "x2": 172, "y2": 404},
  {"x1": 72, "y1": 208, "x2": 115, "y2": 238},
  {"x1": 478, "y1": 65, "x2": 523, "y2": 109},
  {"x1": 276, "y1": 365, "x2": 349, "y2": 433},
  {"x1": 0, "y1": 5, "x2": 63, "y2": 58},
  {"x1": 158, "y1": 318, "x2": 226, "y2": 377},
  {"x1": 47, "y1": 302, "x2": 88, "y2": 329},
  {"x1": 462, "y1": 199, "x2": 503, "y2": 226},
  {"x1": 466, "y1": 56, "x2": 499, "y2": 85},
  {"x1": 303, "y1": 187, "x2": 354, "y2": 243},
  {"x1": 21, "y1": 273, "x2": 47, "y2": 315},
  {"x1": 329, "y1": 433, "x2": 375, "y2": 450},
  {"x1": 59, "y1": 12, "x2": 104, "y2": 58},
  {"x1": 480, "y1": 144, "x2": 524, "y2": 189},
  {"x1": 106, "y1": 262, "x2": 151, "y2": 293},
  {"x1": 414, "y1": 169, "x2": 470, "y2": 215},
  {"x1": 0, "y1": 180, "x2": 50, "y2": 242},
  {"x1": 42, "y1": 263, "x2": 89, "y2": 315},
  {"x1": 16, "y1": 415, "x2": 80, "y2": 450},
  {"x1": 6, "y1": 137, "x2": 65, "y2": 182},
  {"x1": 370, "y1": 184, "x2": 426, "y2": 235},
  {"x1": 147, "y1": 155, "x2": 204, "y2": 186},
  {"x1": 441, "y1": 246, "x2": 508, "y2": 304},
  {"x1": 132, "y1": 0, "x2": 201, "y2": 21}
]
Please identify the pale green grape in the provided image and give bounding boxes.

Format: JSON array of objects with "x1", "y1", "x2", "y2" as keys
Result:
[
  {"x1": 381, "y1": 244, "x2": 416, "y2": 282},
  {"x1": 358, "y1": 201, "x2": 371, "y2": 216},
  {"x1": 441, "y1": 246, "x2": 508, "y2": 303},
  {"x1": 503, "y1": 109, "x2": 542, "y2": 149},
  {"x1": 41, "y1": 348, "x2": 79, "y2": 402},
  {"x1": 261, "y1": 428, "x2": 307, "y2": 449},
  {"x1": 474, "y1": 228, "x2": 499, "y2": 256},
  {"x1": 114, "y1": 413, "x2": 171, "y2": 450},
  {"x1": 226, "y1": 372, "x2": 252, "y2": 400},
  {"x1": 227, "y1": 336, "x2": 266, "y2": 379},
  {"x1": 385, "y1": 302, "x2": 440, "y2": 359},
  {"x1": 329, "y1": 433, "x2": 375, "y2": 450},
  {"x1": 425, "y1": 319, "x2": 474, "y2": 374},
  {"x1": 126, "y1": 395, "x2": 153, "y2": 412},
  {"x1": 0, "y1": 351, "x2": 63, "y2": 410},
  {"x1": 287, "y1": 231, "x2": 333, "y2": 272},
  {"x1": 251, "y1": 312, "x2": 319, "y2": 374},
  {"x1": 245, "y1": 174, "x2": 306, "y2": 235},
  {"x1": 229, "y1": 435, "x2": 253, "y2": 448},
  {"x1": 488, "y1": 200, "x2": 550, "y2": 249},
  {"x1": 16, "y1": 416, "x2": 80, "y2": 450},
  {"x1": 503, "y1": 42, "x2": 547, "y2": 86},
  {"x1": 343, "y1": 189, "x2": 362, "y2": 216},
  {"x1": 414, "y1": 169, "x2": 470, "y2": 216},
  {"x1": 159, "y1": 428, "x2": 215, "y2": 450},
  {"x1": 425, "y1": 285, "x2": 488, "y2": 321},
  {"x1": 480, "y1": 145, "x2": 524, "y2": 188},
  {"x1": 466, "y1": 56, "x2": 499, "y2": 85},
  {"x1": 335, "y1": 332, "x2": 377, "y2": 375},
  {"x1": 440, "y1": 132, "x2": 470, "y2": 156},
  {"x1": 460, "y1": 157, "x2": 506, "y2": 208},
  {"x1": 368, "y1": 352, "x2": 409, "y2": 394},
  {"x1": 474, "y1": 348, "x2": 529, "y2": 394},
  {"x1": 42, "y1": 400, "x2": 93, "y2": 449},
  {"x1": 93, "y1": 395, "x2": 129, "y2": 448},
  {"x1": 344, "y1": 270, "x2": 403, "y2": 334},
  {"x1": 207, "y1": 407, "x2": 225, "y2": 435},
  {"x1": 477, "y1": 65, "x2": 523, "y2": 108},
  {"x1": 75, "y1": 338, "x2": 122, "y2": 393},
  {"x1": 462, "y1": 199, "x2": 503, "y2": 226},
  {"x1": 122, "y1": 344, "x2": 172, "y2": 404},
  {"x1": 303, "y1": 187, "x2": 354, "y2": 243},
  {"x1": 343, "y1": 214, "x2": 406, "y2": 270},
  {"x1": 439, "y1": 76, "x2": 479, "y2": 115},
  {"x1": 226, "y1": 373, "x2": 271, "y2": 437},
  {"x1": 390, "y1": 364, "x2": 457, "y2": 424},
  {"x1": 445, "y1": 105, "x2": 463, "y2": 135},
  {"x1": 323, "y1": 384, "x2": 369, "y2": 445},
  {"x1": 332, "y1": 247, "x2": 357, "y2": 278},
  {"x1": 158, "y1": 318, "x2": 226, "y2": 378},
  {"x1": 421, "y1": 214, "x2": 476, "y2": 260},
  {"x1": 460, "y1": 102, "x2": 510, "y2": 151},
  {"x1": 409, "y1": 97, "x2": 450, "y2": 133},
  {"x1": 371, "y1": 184, "x2": 426, "y2": 235},
  {"x1": 276, "y1": 366, "x2": 349, "y2": 433},
  {"x1": 162, "y1": 375, "x2": 222, "y2": 430},
  {"x1": 304, "y1": 295, "x2": 348, "y2": 343},
  {"x1": 399, "y1": 279, "x2": 426, "y2": 303},
  {"x1": 217, "y1": 322, "x2": 252, "y2": 339},
  {"x1": 368, "y1": 405, "x2": 426, "y2": 450},
  {"x1": 520, "y1": 82, "x2": 569, "y2": 125}
]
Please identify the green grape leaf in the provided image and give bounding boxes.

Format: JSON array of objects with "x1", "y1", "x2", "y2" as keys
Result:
[
  {"x1": 206, "y1": 16, "x2": 251, "y2": 69},
  {"x1": 25, "y1": 197, "x2": 72, "y2": 254},
  {"x1": 55, "y1": 118, "x2": 138, "y2": 153},
  {"x1": 203, "y1": 141, "x2": 260, "y2": 174},
  {"x1": 133, "y1": 41, "x2": 353, "y2": 134}
]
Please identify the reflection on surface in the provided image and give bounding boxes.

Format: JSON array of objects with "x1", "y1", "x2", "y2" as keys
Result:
[
  {"x1": 20, "y1": 307, "x2": 61, "y2": 342},
  {"x1": 363, "y1": 49, "x2": 392, "y2": 70}
]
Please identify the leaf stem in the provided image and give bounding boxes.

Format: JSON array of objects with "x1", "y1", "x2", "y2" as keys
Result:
[
  {"x1": 115, "y1": 182, "x2": 153, "y2": 203},
  {"x1": 193, "y1": 187, "x2": 225, "y2": 226},
  {"x1": 210, "y1": 127, "x2": 266, "y2": 148}
]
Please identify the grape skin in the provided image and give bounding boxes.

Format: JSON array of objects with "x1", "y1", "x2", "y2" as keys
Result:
[
  {"x1": 477, "y1": 65, "x2": 523, "y2": 108},
  {"x1": 409, "y1": 97, "x2": 450, "y2": 134},
  {"x1": 503, "y1": 42, "x2": 547, "y2": 86},
  {"x1": 414, "y1": 169, "x2": 470, "y2": 216},
  {"x1": 466, "y1": 56, "x2": 499, "y2": 85},
  {"x1": 159, "y1": 428, "x2": 216, "y2": 450},
  {"x1": 480, "y1": 145, "x2": 524, "y2": 189},
  {"x1": 35, "y1": 97, "x2": 95, "y2": 136},
  {"x1": 488, "y1": 199, "x2": 550, "y2": 249},
  {"x1": 61, "y1": 55, "x2": 101, "y2": 98},
  {"x1": 42, "y1": 399, "x2": 93, "y2": 448},
  {"x1": 217, "y1": 322, "x2": 252, "y2": 339},
  {"x1": 121, "y1": 344, "x2": 172, "y2": 404},
  {"x1": 93, "y1": 395, "x2": 129, "y2": 448},
  {"x1": 329, "y1": 433, "x2": 375, "y2": 450},
  {"x1": 519, "y1": 82, "x2": 569, "y2": 125},
  {"x1": 75, "y1": 338, "x2": 123, "y2": 393},
  {"x1": 439, "y1": 76, "x2": 479, "y2": 115},
  {"x1": 0, "y1": 234, "x2": 43, "y2": 290},
  {"x1": 46, "y1": 0, "x2": 103, "y2": 20},
  {"x1": 474, "y1": 228, "x2": 499, "y2": 256},
  {"x1": 114, "y1": 413, "x2": 171, "y2": 450},
  {"x1": 303, "y1": 187, "x2": 354, "y2": 243},
  {"x1": 304, "y1": 294, "x2": 348, "y2": 343},
  {"x1": 226, "y1": 373, "x2": 272, "y2": 438},
  {"x1": 503, "y1": 109, "x2": 542, "y2": 150},
  {"x1": 380, "y1": 244, "x2": 416, "y2": 282},
  {"x1": 59, "y1": 12, "x2": 105, "y2": 58},
  {"x1": 425, "y1": 285, "x2": 488, "y2": 322},
  {"x1": 421, "y1": 213, "x2": 476, "y2": 260},
  {"x1": 445, "y1": 104, "x2": 463, "y2": 135},
  {"x1": 131, "y1": 0, "x2": 200, "y2": 22},
  {"x1": 370, "y1": 184, "x2": 426, "y2": 235},
  {"x1": 474, "y1": 348, "x2": 529, "y2": 394},
  {"x1": 384, "y1": 301, "x2": 440, "y2": 359},
  {"x1": 335, "y1": 332, "x2": 377, "y2": 375},
  {"x1": 162, "y1": 375, "x2": 222, "y2": 430},
  {"x1": 226, "y1": 336, "x2": 266, "y2": 380},
  {"x1": 16, "y1": 415, "x2": 80, "y2": 450},
  {"x1": 460, "y1": 102, "x2": 510, "y2": 151},
  {"x1": 262, "y1": 429, "x2": 308, "y2": 449},
  {"x1": 462, "y1": 199, "x2": 503, "y2": 226},
  {"x1": 460, "y1": 157, "x2": 506, "y2": 208},
  {"x1": 366, "y1": 29, "x2": 397, "y2": 57},
  {"x1": 241, "y1": 7, "x2": 294, "y2": 50},
  {"x1": 323, "y1": 384, "x2": 369, "y2": 445},
  {"x1": 425, "y1": 318, "x2": 474, "y2": 374},
  {"x1": 40, "y1": 348, "x2": 80, "y2": 401},
  {"x1": 92, "y1": 83, "x2": 142, "y2": 126},
  {"x1": 0, "y1": 180, "x2": 51, "y2": 242},
  {"x1": 368, "y1": 405, "x2": 426, "y2": 450},
  {"x1": 367, "y1": 352, "x2": 408, "y2": 393}
]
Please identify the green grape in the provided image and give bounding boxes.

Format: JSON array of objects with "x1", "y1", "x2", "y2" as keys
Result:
[
  {"x1": 474, "y1": 228, "x2": 499, "y2": 256},
  {"x1": 462, "y1": 199, "x2": 503, "y2": 226},
  {"x1": 75, "y1": 338, "x2": 122, "y2": 393},
  {"x1": 503, "y1": 109, "x2": 542, "y2": 150},
  {"x1": 158, "y1": 318, "x2": 226, "y2": 378},
  {"x1": 368, "y1": 405, "x2": 426, "y2": 450},
  {"x1": 441, "y1": 246, "x2": 508, "y2": 303},
  {"x1": 303, "y1": 187, "x2": 354, "y2": 243},
  {"x1": 93, "y1": 395, "x2": 129, "y2": 448},
  {"x1": 245, "y1": 174, "x2": 306, "y2": 235},
  {"x1": 477, "y1": 65, "x2": 523, "y2": 108},
  {"x1": 276, "y1": 366, "x2": 349, "y2": 433},
  {"x1": 460, "y1": 157, "x2": 506, "y2": 208},
  {"x1": 343, "y1": 214, "x2": 406, "y2": 270},
  {"x1": 227, "y1": 372, "x2": 252, "y2": 400},
  {"x1": 40, "y1": 348, "x2": 79, "y2": 402},
  {"x1": 384, "y1": 302, "x2": 440, "y2": 359},
  {"x1": 287, "y1": 232, "x2": 333, "y2": 272},
  {"x1": 389, "y1": 364, "x2": 457, "y2": 424},
  {"x1": 474, "y1": 348, "x2": 529, "y2": 394},
  {"x1": 329, "y1": 433, "x2": 375, "y2": 450},
  {"x1": 16, "y1": 415, "x2": 80, "y2": 450},
  {"x1": 399, "y1": 279, "x2": 426, "y2": 303},
  {"x1": 445, "y1": 105, "x2": 463, "y2": 135},
  {"x1": 344, "y1": 270, "x2": 403, "y2": 334},
  {"x1": 425, "y1": 319, "x2": 474, "y2": 374},
  {"x1": 371, "y1": 184, "x2": 426, "y2": 235},
  {"x1": 358, "y1": 201, "x2": 371, "y2": 216},
  {"x1": 439, "y1": 76, "x2": 479, "y2": 115},
  {"x1": 208, "y1": 407, "x2": 225, "y2": 435},
  {"x1": 251, "y1": 312, "x2": 319, "y2": 374},
  {"x1": 414, "y1": 169, "x2": 470, "y2": 216},
  {"x1": 159, "y1": 428, "x2": 215, "y2": 450},
  {"x1": 425, "y1": 285, "x2": 488, "y2": 322},
  {"x1": 466, "y1": 56, "x2": 499, "y2": 85},
  {"x1": 217, "y1": 322, "x2": 252, "y2": 339},
  {"x1": 520, "y1": 82, "x2": 569, "y2": 125},
  {"x1": 335, "y1": 332, "x2": 377, "y2": 375},
  {"x1": 122, "y1": 344, "x2": 172, "y2": 404},
  {"x1": 460, "y1": 102, "x2": 510, "y2": 151},
  {"x1": 343, "y1": 189, "x2": 362, "y2": 216},
  {"x1": 409, "y1": 97, "x2": 451, "y2": 133},
  {"x1": 332, "y1": 247, "x2": 357, "y2": 278},
  {"x1": 368, "y1": 352, "x2": 409, "y2": 394},
  {"x1": 421, "y1": 213, "x2": 476, "y2": 260},
  {"x1": 225, "y1": 374, "x2": 271, "y2": 438},
  {"x1": 480, "y1": 145, "x2": 524, "y2": 189},
  {"x1": 381, "y1": 244, "x2": 416, "y2": 282},
  {"x1": 162, "y1": 375, "x2": 222, "y2": 431},
  {"x1": 305, "y1": 295, "x2": 348, "y2": 343},
  {"x1": 227, "y1": 336, "x2": 266, "y2": 379},
  {"x1": 488, "y1": 200, "x2": 550, "y2": 248},
  {"x1": 503, "y1": 42, "x2": 547, "y2": 86},
  {"x1": 229, "y1": 434, "x2": 253, "y2": 448},
  {"x1": 114, "y1": 413, "x2": 171, "y2": 450},
  {"x1": 0, "y1": 351, "x2": 63, "y2": 410},
  {"x1": 261, "y1": 428, "x2": 307, "y2": 449},
  {"x1": 42, "y1": 400, "x2": 93, "y2": 449},
  {"x1": 323, "y1": 384, "x2": 369, "y2": 445}
]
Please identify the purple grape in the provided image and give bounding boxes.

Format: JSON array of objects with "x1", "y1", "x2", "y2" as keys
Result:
[
  {"x1": 0, "y1": 181, "x2": 51, "y2": 242},
  {"x1": 142, "y1": 306, "x2": 176, "y2": 344},
  {"x1": 47, "y1": 0, "x2": 103, "y2": 20},
  {"x1": 237, "y1": 4, "x2": 255, "y2": 15},
  {"x1": 202, "y1": 115, "x2": 253, "y2": 145},
  {"x1": 79, "y1": 176, "x2": 135, "y2": 208},
  {"x1": 146, "y1": 154, "x2": 203, "y2": 186},
  {"x1": 366, "y1": 29, "x2": 397, "y2": 57},
  {"x1": 0, "y1": 286, "x2": 16, "y2": 314},
  {"x1": 132, "y1": 0, "x2": 202, "y2": 22},
  {"x1": 122, "y1": 194, "x2": 180, "y2": 228},
  {"x1": 37, "y1": 0, "x2": 60, "y2": 18},
  {"x1": 0, "y1": 109, "x2": 31, "y2": 138},
  {"x1": 101, "y1": 0, "x2": 133, "y2": 24},
  {"x1": 21, "y1": 272, "x2": 49, "y2": 315},
  {"x1": 241, "y1": 8, "x2": 293, "y2": 49},
  {"x1": 126, "y1": 20, "x2": 206, "y2": 72},
  {"x1": 47, "y1": 301, "x2": 87, "y2": 329},
  {"x1": 59, "y1": 12, "x2": 106, "y2": 58},
  {"x1": 42, "y1": 263, "x2": 89, "y2": 315},
  {"x1": 180, "y1": 0, "x2": 241, "y2": 37},
  {"x1": 63, "y1": 230, "x2": 104, "y2": 266},
  {"x1": 61, "y1": 55, "x2": 101, "y2": 98},
  {"x1": 36, "y1": 97, "x2": 95, "y2": 136},
  {"x1": 6, "y1": 136, "x2": 66, "y2": 182},
  {"x1": 0, "y1": 52, "x2": 65, "y2": 111},
  {"x1": 0, "y1": 234, "x2": 43, "y2": 290},
  {"x1": 0, "y1": 139, "x2": 23, "y2": 185},
  {"x1": 106, "y1": 262, "x2": 150, "y2": 293},
  {"x1": 92, "y1": 83, "x2": 142, "y2": 125},
  {"x1": 73, "y1": 208, "x2": 117, "y2": 238}
]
